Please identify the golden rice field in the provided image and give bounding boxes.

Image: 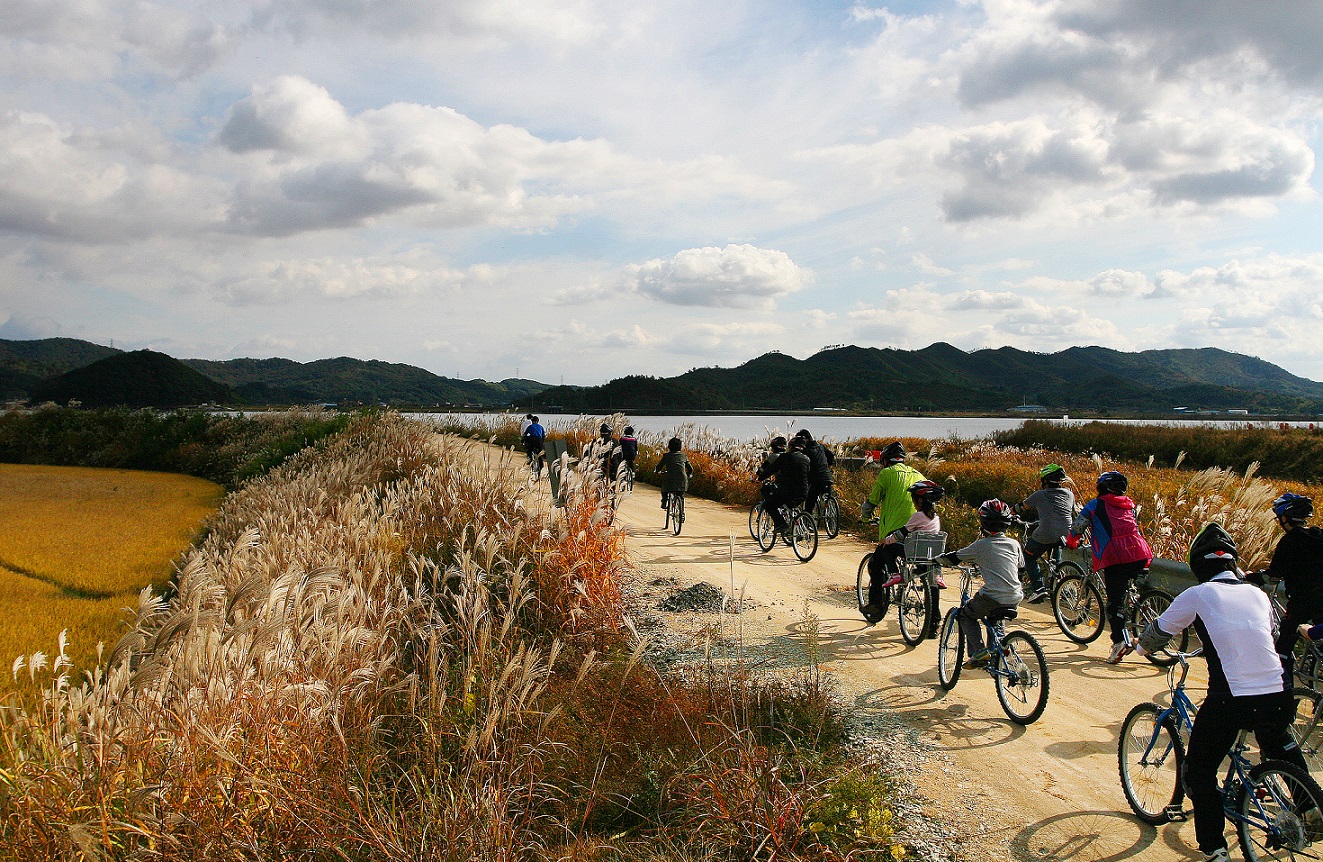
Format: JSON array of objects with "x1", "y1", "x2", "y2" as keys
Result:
[{"x1": 0, "y1": 464, "x2": 222, "y2": 684}]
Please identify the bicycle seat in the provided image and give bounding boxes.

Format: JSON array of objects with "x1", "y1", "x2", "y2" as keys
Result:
[{"x1": 987, "y1": 607, "x2": 1019, "y2": 624}]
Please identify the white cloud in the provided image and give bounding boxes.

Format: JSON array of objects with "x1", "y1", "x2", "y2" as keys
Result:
[
  {"x1": 911, "y1": 252, "x2": 954, "y2": 276},
  {"x1": 627, "y1": 244, "x2": 812, "y2": 309},
  {"x1": 948, "y1": 290, "x2": 1023, "y2": 310},
  {"x1": 212, "y1": 255, "x2": 478, "y2": 305},
  {"x1": 668, "y1": 321, "x2": 785, "y2": 354}
]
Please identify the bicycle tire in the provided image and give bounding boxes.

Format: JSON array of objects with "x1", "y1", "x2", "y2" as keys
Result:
[
  {"x1": 1118, "y1": 701, "x2": 1184, "y2": 824},
  {"x1": 1053, "y1": 559, "x2": 1086, "y2": 584},
  {"x1": 755, "y1": 506, "x2": 777, "y2": 552},
  {"x1": 668, "y1": 495, "x2": 684, "y2": 536},
  {"x1": 822, "y1": 494, "x2": 841, "y2": 539},
  {"x1": 937, "y1": 608, "x2": 963, "y2": 690},
  {"x1": 856, "y1": 553, "x2": 892, "y2": 619},
  {"x1": 791, "y1": 511, "x2": 817, "y2": 562},
  {"x1": 748, "y1": 503, "x2": 762, "y2": 541},
  {"x1": 1052, "y1": 574, "x2": 1105, "y2": 644},
  {"x1": 1131, "y1": 589, "x2": 1188, "y2": 668},
  {"x1": 995, "y1": 630, "x2": 1050, "y2": 724},
  {"x1": 1292, "y1": 688, "x2": 1323, "y2": 774},
  {"x1": 1235, "y1": 759, "x2": 1323, "y2": 861},
  {"x1": 898, "y1": 567, "x2": 930, "y2": 646}
]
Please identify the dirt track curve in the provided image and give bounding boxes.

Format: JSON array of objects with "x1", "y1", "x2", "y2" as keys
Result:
[{"x1": 605, "y1": 476, "x2": 1209, "y2": 862}]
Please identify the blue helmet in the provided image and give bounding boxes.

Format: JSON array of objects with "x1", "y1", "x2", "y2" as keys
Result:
[
  {"x1": 1273, "y1": 493, "x2": 1313, "y2": 523},
  {"x1": 1097, "y1": 471, "x2": 1127, "y2": 496}
]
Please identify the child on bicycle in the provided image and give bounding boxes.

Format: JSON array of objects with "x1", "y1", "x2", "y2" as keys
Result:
[
  {"x1": 1254, "y1": 493, "x2": 1323, "y2": 659},
  {"x1": 619, "y1": 426, "x2": 639, "y2": 476},
  {"x1": 756, "y1": 436, "x2": 810, "y2": 540},
  {"x1": 1070, "y1": 470, "x2": 1152, "y2": 664},
  {"x1": 860, "y1": 480, "x2": 946, "y2": 624},
  {"x1": 1012, "y1": 464, "x2": 1075, "y2": 604},
  {"x1": 937, "y1": 500, "x2": 1024, "y2": 669},
  {"x1": 657, "y1": 437, "x2": 693, "y2": 510},
  {"x1": 1137, "y1": 523, "x2": 1309, "y2": 862}
]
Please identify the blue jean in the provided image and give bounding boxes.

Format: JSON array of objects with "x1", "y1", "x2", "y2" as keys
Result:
[
  {"x1": 957, "y1": 592, "x2": 1016, "y2": 654},
  {"x1": 1022, "y1": 535, "x2": 1061, "y2": 592}
]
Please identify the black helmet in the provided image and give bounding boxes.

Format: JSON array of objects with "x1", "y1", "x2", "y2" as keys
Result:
[
  {"x1": 600, "y1": 423, "x2": 612, "y2": 435},
  {"x1": 794, "y1": 429, "x2": 814, "y2": 443},
  {"x1": 977, "y1": 499, "x2": 1015, "y2": 532},
  {"x1": 881, "y1": 441, "x2": 906, "y2": 464},
  {"x1": 1188, "y1": 522, "x2": 1238, "y2": 582},
  {"x1": 624, "y1": 426, "x2": 634, "y2": 435},
  {"x1": 770, "y1": 436, "x2": 787, "y2": 452},
  {"x1": 908, "y1": 479, "x2": 945, "y2": 503},
  {"x1": 789, "y1": 436, "x2": 807, "y2": 451},
  {"x1": 1039, "y1": 464, "x2": 1068, "y2": 485},
  {"x1": 1273, "y1": 493, "x2": 1313, "y2": 524},
  {"x1": 1097, "y1": 471, "x2": 1128, "y2": 496}
]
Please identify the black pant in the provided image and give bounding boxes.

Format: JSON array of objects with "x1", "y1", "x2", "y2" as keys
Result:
[
  {"x1": 1185, "y1": 689, "x2": 1307, "y2": 854},
  {"x1": 867, "y1": 544, "x2": 904, "y2": 606},
  {"x1": 761, "y1": 483, "x2": 803, "y2": 533},
  {"x1": 1103, "y1": 560, "x2": 1148, "y2": 644}
]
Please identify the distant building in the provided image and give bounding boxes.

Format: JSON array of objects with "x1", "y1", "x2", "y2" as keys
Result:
[
  {"x1": 1227, "y1": 408, "x2": 1250, "y2": 415},
  {"x1": 1009, "y1": 404, "x2": 1048, "y2": 413}
]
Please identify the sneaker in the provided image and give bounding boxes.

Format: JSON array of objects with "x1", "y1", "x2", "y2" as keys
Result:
[
  {"x1": 963, "y1": 648, "x2": 992, "y2": 669},
  {"x1": 1026, "y1": 588, "x2": 1048, "y2": 604},
  {"x1": 879, "y1": 573, "x2": 902, "y2": 589},
  {"x1": 935, "y1": 574, "x2": 947, "y2": 589},
  {"x1": 1203, "y1": 849, "x2": 1231, "y2": 862},
  {"x1": 1107, "y1": 642, "x2": 1131, "y2": 664},
  {"x1": 861, "y1": 603, "x2": 883, "y2": 624}
]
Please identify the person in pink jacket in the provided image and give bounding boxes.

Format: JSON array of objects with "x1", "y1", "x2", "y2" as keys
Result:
[{"x1": 1069, "y1": 470, "x2": 1153, "y2": 663}]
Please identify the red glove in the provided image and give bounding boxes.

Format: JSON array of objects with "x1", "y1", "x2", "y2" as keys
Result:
[{"x1": 1065, "y1": 534, "x2": 1081, "y2": 549}]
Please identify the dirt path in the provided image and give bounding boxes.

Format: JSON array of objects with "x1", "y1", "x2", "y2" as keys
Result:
[{"x1": 607, "y1": 479, "x2": 1207, "y2": 862}]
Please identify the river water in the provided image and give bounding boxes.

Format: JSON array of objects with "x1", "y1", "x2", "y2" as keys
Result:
[{"x1": 417, "y1": 412, "x2": 1319, "y2": 443}]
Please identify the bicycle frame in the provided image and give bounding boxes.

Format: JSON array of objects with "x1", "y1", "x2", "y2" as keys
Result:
[{"x1": 952, "y1": 566, "x2": 1015, "y2": 681}]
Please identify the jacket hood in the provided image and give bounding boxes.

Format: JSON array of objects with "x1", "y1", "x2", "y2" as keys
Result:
[{"x1": 1101, "y1": 494, "x2": 1136, "y2": 512}]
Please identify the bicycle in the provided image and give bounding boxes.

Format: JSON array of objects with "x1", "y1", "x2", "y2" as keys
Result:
[
  {"x1": 1051, "y1": 565, "x2": 1190, "y2": 666},
  {"x1": 754, "y1": 498, "x2": 818, "y2": 562},
  {"x1": 663, "y1": 491, "x2": 684, "y2": 536},
  {"x1": 1015, "y1": 520, "x2": 1086, "y2": 600},
  {"x1": 811, "y1": 488, "x2": 841, "y2": 539},
  {"x1": 936, "y1": 563, "x2": 1050, "y2": 724},
  {"x1": 855, "y1": 533, "x2": 946, "y2": 643},
  {"x1": 1118, "y1": 651, "x2": 1323, "y2": 860}
]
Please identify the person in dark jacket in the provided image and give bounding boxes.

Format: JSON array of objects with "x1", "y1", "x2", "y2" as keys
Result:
[
  {"x1": 657, "y1": 437, "x2": 694, "y2": 508},
  {"x1": 794, "y1": 429, "x2": 835, "y2": 514},
  {"x1": 1257, "y1": 493, "x2": 1323, "y2": 657},
  {"x1": 521, "y1": 415, "x2": 546, "y2": 479},
  {"x1": 757, "y1": 436, "x2": 810, "y2": 538}
]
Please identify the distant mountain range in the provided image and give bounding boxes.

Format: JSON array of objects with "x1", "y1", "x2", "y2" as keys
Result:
[
  {"x1": 6, "y1": 337, "x2": 1323, "y2": 414},
  {"x1": 1, "y1": 338, "x2": 549, "y2": 408},
  {"x1": 517, "y1": 343, "x2": 1323, "y2": 415}
]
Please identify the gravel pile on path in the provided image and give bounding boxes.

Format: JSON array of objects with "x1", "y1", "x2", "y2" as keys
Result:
[{"x1": 657, "y1": 581, "x2": 738, "y2": 613}]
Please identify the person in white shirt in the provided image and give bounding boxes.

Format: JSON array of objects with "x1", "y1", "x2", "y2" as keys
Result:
[{"x1": 1138, "y1": 522, "x2": 1310, "y2": 862}]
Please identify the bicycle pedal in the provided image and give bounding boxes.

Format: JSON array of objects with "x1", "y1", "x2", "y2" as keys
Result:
[{"x1": 1162, "y1": 805, "x2": 1189, "y2": 823}]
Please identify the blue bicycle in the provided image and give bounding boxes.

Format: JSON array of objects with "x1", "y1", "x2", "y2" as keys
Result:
[
  {"x1": 936, "y1": 563, "x2": 1049, "y2": 724},
  {"x1": 1118, "y1": 651, "x2": 1323, "y2": 860}
]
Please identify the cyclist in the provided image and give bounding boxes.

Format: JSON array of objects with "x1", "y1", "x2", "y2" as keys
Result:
[
  {"x1": 521, "y1": 414, "x2": 546, "y2": 478},
  {"x1": 1137, "y1": 522, "x2": 1310, "y2": 862},
  {"x1": 756, "y1": 435, "x2": 810, "y2": 542},
  {"x1": 1070, "y1": 470, "x2": 1152, "y2": 663},
  {"x1": 794, "y1": 429, "x2": 836, "y2": 515},
  {"x1": 657, "y1": 437, "x2": 694, "y2": 511},
  {"x1": 1253, "y1": 493, "x2": 1323, "y2": 659},
  {"x1": 861, "y1": 480, "x2": 945, "y2": 623},
  {"x1": 1012, "y1": 464, "x2": 1076, "y2": 604},
  {"x1": 619, "y1": 426, "x2": 639, "y2": 478},
  {"x1": 586, "y1": 423, "x2": 618, "y2": 481},
  {"x1": 861, "y1": 442, "x2": 926, "y2": 608},
  {"x1": 936, "y1": 499, "x2": 1024, "y2": 669}
]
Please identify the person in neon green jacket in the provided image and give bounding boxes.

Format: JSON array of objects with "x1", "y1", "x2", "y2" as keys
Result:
[{"x1": 860, "y1": 441, "x2": 927, "y2": 622}]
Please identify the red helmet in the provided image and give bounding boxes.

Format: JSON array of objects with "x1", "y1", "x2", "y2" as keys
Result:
[
  {"x1": 977, "y1": 499, "x2": 1015, "y2": 531},
  {"x1": 908, "y1": 479, "x2": 945, "y2": 502}
]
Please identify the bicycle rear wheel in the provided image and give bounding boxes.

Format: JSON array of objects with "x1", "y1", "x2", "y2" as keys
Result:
[
  {"x1": 994, "y1": 631, "x2": 1049, "y2": 724},
  {"x1": 822, "y1": 493, "x2": 841, "y2": 539},
  {"x1": 898, "y1": 568, "x2": 930, "y2": 646},
  {"x1": 1131, "y1": 589, "x2": 1187, "y2": 667},
  {"x1": 856, "y1": 553, "x2": 892, "y2": 620},
  {"x1": 668, "y1": 495, "x2": 684, "y2": 536},
  {"x1": 790, "y1": 511, "x2": 817, "y2": 562},
  {"x1": 1235, "y1": 759, "x2": 1323, "y2": 861},
  {"x1": 1291, "y1": 688, "x2": 1323, "y2": 774},
  {"x1": 755, "y1": 506, "x2": 777, "y2": 551},
  {"x1": 937, "y1": 608, "x2": 963, "y2": 690},
  {"x1": 1052, "y1": 574, "x2": 1104, "y2": 644},
  {"x1": 1118, "y1": 701, "x2": 1184, "y2": 824}
]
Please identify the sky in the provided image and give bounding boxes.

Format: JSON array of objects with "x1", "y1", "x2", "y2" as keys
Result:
[{"x1": 3, "y1": 0, "x2": 1323, "y2": 386}]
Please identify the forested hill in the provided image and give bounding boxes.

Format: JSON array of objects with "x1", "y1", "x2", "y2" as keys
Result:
[{"x1": 518, "y1": 344, "x2": 1323, "y2": 415}]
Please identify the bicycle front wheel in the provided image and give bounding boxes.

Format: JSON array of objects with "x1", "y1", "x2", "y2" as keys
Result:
[
  {"x1": 898, "y1": 568, "x2": 930, "y2": 646},
  {"x1": 937, "y1": 608, "x2": 963, "y2": 690},
  {"x1": 1235, "y1": 759, "x2": 1323, "y2": 861},
  {"x1": 995, "y1": 631, "x2": 1049, "y2": 724},
  {"x1": 791, "y1": 511, "x2": 818, "y2": 562},
  {"x1": 1118, "y1": 701, "x2": 1184, "y2": 824},
  {"x1": 748, "y1": 503, "x2": 762, "y2": 541},
  {"x1": 822, "y1": 493, "x2": 841, "y2": 539},
  {"x1": 1053, "y1": 574, "x2": 1105, "y2": 644},
  {"x1": 1131, "y1": 589, "x2": 1187, "y2": 667},
  {"x1": 1292, "y1": 688, "x2": 1323, "y2": 774}
]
